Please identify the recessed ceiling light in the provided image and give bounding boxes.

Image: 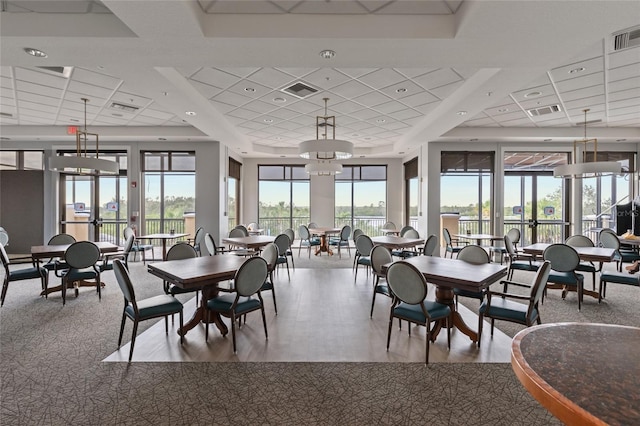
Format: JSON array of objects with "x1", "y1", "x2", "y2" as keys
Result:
[
  {"x1": 273, "y1": 97, "x2": 286, "y2": 103},
  {"x1": 264, "y1": 118, "x2": 273, "y2": 123},
  {"x1": 162, "y1": 91, "x2": 168, "y2": 96},
  {"x1": 544, "y1": 139, "x2": 552, "y2": 142},
  {"x1": 398, "y1": 152, "x2": 405, "y2": 155},
  {"x1": 396, "y1": 88, "x2": 407, "y2": 93},
  {"x1": 457, "y1": 111, "x2": 467, "y2": 116},
  {"x1": 280, "y1": 155, "x2": 286, "y2": 158},
  {"x1": 185, "y1": 111, "x2": 196, "y2": 116},
  {"x1": 617, "y1": 139, "x2": 627, "y2": 142},
  {"x1": 158, "y1": 137, "x2": 167, "y2": 141},
  {"x1": 241, "y1": 151, "x2": 247, "y2": 154},
  {"x1": 569, "y1": 67, "x2": 585, "y2": 74},
  {"x1": 244, "y1": 87, "x2": 255, "y2": 92},
  {"x1": 497, "y1": 108, "x2": 509, "y2": 113},
  {"x1": 470, "y1": 138, "x2": 479, "y2": 142},
  {"x1": 376, "y1": 119, "x2": 386, "y2": 123},
  {"x1": 319, "y1": 49, "x2": 336, "y2": 59},
  {"x1": 23, "y1": 47, "x2": 47, "y2": 58},
  {"x1": 524, "y1": 91, "x2": 542, "y2": 98},
  {"x1": 359, "y1": 155, "x2": 365, "y2": 158}
]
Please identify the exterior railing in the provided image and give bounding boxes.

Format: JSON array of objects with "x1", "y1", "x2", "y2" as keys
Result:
[{"x1": 98, "y1": 218, "x2": 187, "y2": 245}]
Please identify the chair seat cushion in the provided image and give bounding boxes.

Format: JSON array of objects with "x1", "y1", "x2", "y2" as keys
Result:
[
  {"x1": 168, "y1": 284, "x2": 201, "y2": 295},
  {"x1": 64, "y1": 268, "x2": 98, "y2": 281},
  {"x1": 575, "y1": 262, "x2": 596, "y2": 273},
  {"x1": 207, "y1": 293, "x2": 261, "y2": 315},
  {"x1": 447, "y1": 247, "x2": 463, "y2": 253},
  {"x1": 480, "y1": 297, "x2": 534, "y2": 323},
  {"x1": 131, "y1": 244, "x2": 153, "y2": 252},
  {"x1": 357, "y1": 257, "x2": 371, "y2": 266},
  {"x1": 374, "y1": 283, "x2": 390, "y2": 296},
  {"x1": 10, "y1": 267, "x2": 45, "y2": 281},
  {"x1": 547, "y1": 271, "x2": 583, "y2": 286},
  {"x1": 394, "y1": 301, "x2": 450, "y2": 323},
  {"x1": 260, "y1": 281, "x2": 273, "y2": 291},
  {"x1": 301, "y1": 240, "x2": 321, "y2": 247},
  {"x1": 600, "y1": 271, "x2": 640, "y2": 286},
  {"x1": 44, "y1": 261, "x2": 68, "y2": 271},
  {"x1": 510, "y1": 260, "x2": 540, "y2": 272},
  {"x1": 453, "y1": 288, "x2": 483, "y2": 300},
  {"x1": 126, "y1": 295, "x2": 182, "y2": 320}
]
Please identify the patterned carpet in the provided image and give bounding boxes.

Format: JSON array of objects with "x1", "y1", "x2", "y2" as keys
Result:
[{"x1": 4, "y1": 255, "x2": 639, "y2": 425}]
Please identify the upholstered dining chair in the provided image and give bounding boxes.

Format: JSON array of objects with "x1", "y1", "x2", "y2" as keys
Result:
[
  {"x1": 565, "y1": 234, "x2": 598, "y2": 290},
  {"x1": 204, "y1": 232, "x2": 227, "y2": 255},
  {"x1": 283, "y1": 228, "x2": 295, "y2": 269},
  {"x1": 42, "y1": 233, "x2": 76, "y2": 279},
  {"x1": 399, "y1": 225, "x2": 415, "y2": 237},
  {"x1": 422, "y1": 234, "x2": 438, "y2": 256},
  {"x1": 370, "y1": 244, "x2": 393, "y2": 317},
  {"x1": 100, "y1": 234, "x2": 135, "y2": 272},
  {"x1": 599, "y1": 228, "x2": 639, "y2": 272},
  {"x1": 113, "y1": 259, "x2": 183, "y2": 362},
  {"x1": 597, "y1": 268, "x2": 640, "y2": 303},
  {"x1": 298, "y1": 225, "x2": 320, "y2": 258},
  {"x1": 489, "y1": 228, "x2": 521, "y2": 263},
  {"x1": 442, "y1": 228, "x2": 465, "y2": 258},
  {"x1": 386, "y1": 260, "x2": 451, "y2": 365},
  {"x1": 393, "y1": 228, "x2": 420, "y2": 258},
  {"x1": 164, "y1": 243, "x2": 200, "y2": 303},
  {"x1": 58, "y1": 241, "x2": 101, "y2": 305},
  {"x1": 477, "y1": 260, "x2": 552, "y2": 348},
  {"x1": 352, "y1": 228, "x2": 364, "y2": 268},
  {"x1": 0, "y1": 243, "x2": 48, "y2": 307},
  {"x1": 187, "y1": 226, "x2": 205, "y2": 256},
  {"x1": 354, "y1": 234, "x2": 374, "y2": 280},
  {"x1": 205, "y1": 256, "x2": 269, "y2": 353},
  {"x1": 273, "y1": 233, "x2": 291, "y2": 279},
  {"x1": 453, "y1": 245, "x2": 491, "y2": 309},
  {"x1": 227, "y1": 228, "x2": 254, "y2": 256},
  {"x1": 329, "y1": 225, "x2": 352, "y2": 258},
  {"x1": 543, "y1": 243, "x2": 584, "y2": 310},
  {"x1": 0, "y1": 229, "x2": 8, "y2": 247},
  {"x1": 382, "y1": 221, "x2": 396, "y2": 235},
  {"x1": 233, "y1": 225, "x2": 249, "y2": 236},
  {"x1": 308, "y1": 222, "x2": 319, "y2": 229},
  {"x1": 259, "y1": 242, "x2": 278, "y2": 314},
  {"x1": 504, "y1": 234, "x2": 539, "y2": 280},
  {"x1": 123, "y1": 226, "x2": 154, "y2": 264}
]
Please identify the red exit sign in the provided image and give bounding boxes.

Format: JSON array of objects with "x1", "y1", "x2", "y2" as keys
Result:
[{"x1": 67, "y1": 126, "x2": 78, "y2": 135}]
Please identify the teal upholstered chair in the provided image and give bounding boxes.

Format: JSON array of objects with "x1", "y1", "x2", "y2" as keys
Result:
[
  {"x1": 259, "y1": 242, "x2": 278, "y2": 314},
  {"x1": 598, "y1": 269, "x2": 640, "y2": 303},
  {"x1": 164, "y1": 243, "x2": 200, "y2": 302},
  {"x1": 273, "y1": 233, "x2": 291, "y2": 279},
  {"x1": 298, "y1": 225, "x2": 320, "y2": 258},
  {"x1": 354, "y1": 234, "x2": 374, "y2": 280},
  {"x1": 453, "y1": 245, "x2": 491, "y2": 309},
  {"x1": 205, "y1": 256, "x2": 269, "y2": 353},
  {"x1": 386, "y1": 260, "x2": 451, "y2": 365},
  {"x1": 478, "y1": 260, "x2": 551, "y2": 348},
  {"x1": 124, "y1": 226, "x2": 154, "y2": 264},
  {"x1": 599, "y1": 228, "x2": 639, "y2": 272},
  {"x1": 329, "y1": 225, "x2": 352, "y2": 258},
  {"x1": 59, "y1": 241, "x2": 101, "y2": 305},
  {"x1": 204, "y1": 232, "x2": 227, "y2": 255},
  {"x1": 283, "y1": 228, "x2": 295, "y2": 269},
  {"x1": 443, "y1": 228, "x2": 465, "y2": 258},
  {"x1": 489, "y1": 228, "x2": 521, "y2": 264},
  {"x1": 382, "y1": 221, "x2": 396, "y2": 235},
  {"x1": 504, "y1": 234, "x2": 539, "y2": 280},
  {"x1": 227, "y1": 228, "x2": 254, "y2": 256},
  {"x1": 113, "y1": 259, "x2": 183, "y2": 362},
  {"x1": 42, "y1": 233, "x2": 76, "y2": 278},
  {"x1": 232, "y1": 225, "x2": 249, "y2": 236},
  {"x1": 187, "y1": 226, "x2": 205, "y2": 256},
  {"x1": 565, "y1": 234, "x2": 598, "y2": 290},
  {"x1": 422, "y1": 234, "x2": 438, "y2": 257},
  {"x1": 370, "y1": 244, "x2": 393, "y2": 317},
  {"x1": 0, "y1": 243, "x2": 48, "y2": 307},
  {"x1": 399, "y1": 225, "x2": 415, "y2": 237},
  {"x1": 543, "y1": 243, "x2": 584, "y2": 310},
  {"x1": 100, "y1": 234, "x2": 135, "y2": 272},
  {"x1": 352, "y1": 228, "x2": 364, "y2": 268}
]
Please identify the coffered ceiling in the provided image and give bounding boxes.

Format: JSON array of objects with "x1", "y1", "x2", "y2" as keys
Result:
[{"x1": 1, "y1": 1, "x2": 639, "y2": 158}]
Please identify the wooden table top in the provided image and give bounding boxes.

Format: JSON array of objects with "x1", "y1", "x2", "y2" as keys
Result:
[
  {"x1": 31, "y1": 241, "x2": 120, "y2": 259},
  {"x1": 454, "y1": 233, "x2": 502, "y2": 241},
  {"x1": 372, "y1": 236, "x2": 424, "y2": 249},
  {"x1": 380, "y1": 228, "x2": 400, "y2": 235},
  {"x1": 222, "y1": 235, "x2": 275, "y2": 249},
  {"x1": 137, "y1": 233, "x2": 189, "y2": 240},
  {"x1": 147, "y1": 255, "x2": 247, "y2": 289},
  {"x1": 308, "y1": 227, "x2": 342, "y2": 235},
  {"x1": 523, "y1": 243, "x2": 615, "y2": 263},
  {"x1": 511, "y1": 322, "x2": 640, "y2": 426},
  {"x1": 390, "y1": 255, "x2": 507, "y2": 293}
]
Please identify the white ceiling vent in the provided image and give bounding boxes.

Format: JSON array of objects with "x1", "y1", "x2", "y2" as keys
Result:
[
  {"x1": 527, "y1": 105, "x2": 561, "y2": 117},
  {"x1": 36, "y1": 66, "x2": 73, "y2": 78},
  {"x1": 281, "y1": 81, "x2": 319, "y2": 99},
  {"x1": 613, "y1": 26, "x2": 640, "y2": 51},
  {"x1": 109, "y1": 102, "x2": 139, "y2": 113}
]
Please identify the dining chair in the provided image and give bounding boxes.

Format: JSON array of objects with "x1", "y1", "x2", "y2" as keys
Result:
[
  {"x1": 354, "y1": 234, "x2": 374, "y2": 280},
  {"x1": 393, "y1": 228, "x2": 420, "y2": 258},
  {"x1": 543, "y1": 243, "x2": 585, "y2": 310},
  {"x1": 259, "y1": 242, "x2": 278, "y2": 314},
  {"x1": 0, "y1": 229, "x2": 8, "y2": 247},
  {"x1": 504, "y1": 234, "x2": 539, "y2": 280},
  {"x1": 283, "y1": 228, "x2": 295, "y2": 269},
  {"x1": 442, "y1": 228, "x2": 465, "y2": 258},
  {"x1": 233, "y1": 225, "x2": 249, "y2": 237},
  {"x1": 370, "y1": 244, "x2": 393, "y2": 317},
  {"x1": 0, "y1": 243, "x2": 48, "y2": 307},
  {"x1": 164, "y1": 243, "x2": 201, "y2": 303},
  {"x1": 100, "y1": 234, "x2": 135, "y2": 272},
  {"x1": 399, "y1": 225, "x2": 415, "y2": 237},
  {"x1": 42, "y1": 233, "x2": 76, "y2": 278},
  {"x1": 422, "y1": 234, "x2": 438, "y2": 256},
  {"x1": 298, "y1": 225, "x2": 320, "y2": 258},
  {"x1": 565, "y1": 234, "x2": 598, "y2": 290},
  {"x1": 205, "y1": 256, "x2": 269, "y2": 353},
  {"x1": 204, "y1": 232, "x2": 227, "y2": 255},
  {"x1": 599, "y1": 228, "x2": 639, "y2": 272},
  {"x1": 489, "y1": 228, "x2": 521, "y2": 263},
  {"x1": 385, "y1": 260, "x2": 451, "y2": 365},
  {"x1": 453, "y1": 245, "x2": 491, "y2": 309},
  {"x1": 308, "y1": 222, "x2": 319, "y2": 229},
  {"x1": 123, "y1": 226, "x2": 154, "y2": 264},
  {"x1": 59, "y1": 241, "x2": 101, "y2": 305},
  {"x1": 329, "y1": 225, "x2": 352, "y2": 258},
  {"x1": 352, "y1": 228, "x2": 364, "y2": 268},
  {"x1": 187, "y1": 226, "x2": 204, "y2": 256},
  {"x1": 273, "y1": 233, "x2": 291, "y2": 279},
  {"x1": 478, "y1": 260, "x2": 552, "y2": 348},
  {"x1": 382, "y1": 221, "x2": 396, "y2": 235},
  {"x1": 112, "y1": 260, "x2": 183, "y2": 362},
  {"x1": 227, "y1": 228, "x2": 254, "y2": 256}
]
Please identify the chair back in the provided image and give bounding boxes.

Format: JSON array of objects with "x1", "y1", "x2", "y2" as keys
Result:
[
  {"x1": 504, "y1": 235, "x2": 518, "y2": 257},
  {"x1": 565, "y1": 235, "x2": 594, "y2": 247},
  {"x1": 543, "y1": 244, "x2": 580, "y2": 272},
  {"x1": 247, "y1": 222, "x2": 258, "y2": 231},
  {"x1": 599, "y1": 229, "x2": 621, "y2": 250},
  {"x1": 382, "y1": 221, "x2": 396, "y2": 230},
  {"x1": 457, "y1": 245, "x2": 490, "y2": 264},
  {"x1": 274, "y1": 233, "x2": 289, "y2": 256},
  {"x1": 298, "y1": 225, "x2": 311, "y2": 240},
  {"x1": 166, "y1": 242, "x2": 197, "y2": 261},
  {"x1": 400, "y1": 225, "x2": 415, "y2": 237},
  {"x1": 353, "y1": 228, "x2": 364, "y2": 242},
  {"x1": 308, "y1": 222, "x2": 319, "y2": 229},
  {"x1": 371, "y1": 245, "x2": 393, "y2": 276},
  {"x1": 233, "y1": 225, "x2": 249, "y2": 236},
  {"x1": 283, "y1": 228, "x2": 295, "y2": 245},
  {"x1": 260, "y1": 243, "x2": 278, "y2": 271},
  {"x1": 340, "y1": 225, "x2": 351, "y2": 241},
  {"x1": 122, "y1": 234, "x2": 135, "y2": 255},
  {"x1": 193, "y1": 227, "x2": 204, "y2": 245},
  {"x1": 386, "y1": 261, "x2": 428, "y2": 304},
  {"x1": 422, "y1": 234, "x2": 438, "y2": 256},
  {"x1": 65, "y1": 241, "x2": 100, "y2": 269},
  {"x1": 113, "y1": 259, "x2": 136, "y2": 307},
  {"x1": 48, "y1": 233, "x2": 76, "y2": 245},
  {"x1": 355, "y1": 234, "x2": 374, "y2": 257},
  {"x1": 204, "y1": 233, "x2": 220, "y2": 256},
  {"x1": 229, "y1": 228, "x2": 247, "y2": 238},
  {"x1": 506, "y1": 228, "x2": 521, "y2": 246},
  {"x1": 530, "y1": 260, "x2": 552, "y2": 308},
  {"x1": 234, "y1": 256, "x2": 268, "y2": 297},
  {"x1": 123, "y1": 226, "x2": 135, "y2": 240},
  {"x1": 442, "y1": 228, "x2": 453, "y2": 246},
  {"x1": 0, "y1": 229, "x2": 8, "y2": 247},
  {"x1": 0, "y1": 244, "x2": 10, "y2": 274},
  {"x1": 403, "y1": 228, "x2": 419, "y2": 239}
]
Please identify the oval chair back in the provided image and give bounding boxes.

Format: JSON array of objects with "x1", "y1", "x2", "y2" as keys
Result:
[
  {"x1": 274, "y1": 233, "x2": 289, "y2": 257},
  {"x1": 371, "y1": 245, "x2": 393, "y2": 277},
  {"x1": 355, "y1": 234, "x2": 374, "y2": 257},
  {"x1": 422, "y1": 234, "x2": 438, "y2": 256},
  {"x1": 65, "y1": 241, "x2": 100, "y2": 269},
  {"x1": 457, "y1": 245, "x2": 490, "y2": 265},
  {"x1": 49, "y1": 233, "x2": 76, "y2": 245},
  {"x1": 353, "y1": 228, "x2": 364, "y2": 242},
  {"x1": 229, "y1": 228, "x2": 247, "y2": 238},
  {"x1": 504, "y1": 234, "x2": 517, "y2": 257},
  {"x1": 340, "y1": 225, "x2": 352, "y2": 241},
  {"x1": 166, "y1": 242, "x2": 197, "y2": 261},
  {"x1": 260, "y1": 243, "x2": 278, "y2": 272},
  {"x1": 565, "y1": 235, "x2": 594, "y2": 247},
  {"x1": 192, "y1": 227, "x2": 204, "y2": 254},
  {"x1": 382, "y1": 221, "x2": 396, "y2": 231},
  {"x1": 599, "y1": 229, "x2": 621, "y2": 250},
  {"x1": 400, "y1": 225, "x2": 415, "y2": 237},
  {"x1": 442, "y1": 228, "x2": 453, "y2": 245},
  {"x1": 283, "y1": 228, "x2": 295, "y2": 246},
  {"x1": 0, "y1": 230, "x2": 8, "y2": 247},
  {"x1": 387, "y1": 261, "x2": 427, "y2": 304},
  {"x1": 308, "y1": 222, "x2": 319, "y2": 229},
  {"x1": 235, "y1": 256, "x2": 268, "y2": 297},
  {"x1": 530, "y1": 260, "x2": 552, "y2": 310},
  {"x1": 123, "y1": 226, "x2": 135, "y2": 240},
  {"x1": 298, "y1": 225, "x2": 310, "y2": 241},
  {"x1": 233, "y1": 225, "x2": 249, "y2": 236},
  {"x1": 403, "y1": 228, "x2": 420, "y2": 239},
  {"x1": 506, "y1": 228, "x2": 521, "y2": 248},
  {"x1": 543, "y1": 243, "x2": 580, "y2": 272},
  {"x1": 204, "y1": 233, "x2": 216, "y2": 255}
]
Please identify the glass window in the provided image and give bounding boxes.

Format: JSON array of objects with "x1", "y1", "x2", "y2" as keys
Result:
[
  {"x1": 335, "y1": 165, "x2": 387, "y2": 235},
  {"x1": 0, "y1": 150, "x2": 44, "y2": 170},
  {"x1": 258, "y1": 165, "x2": 310, "y2": 236}
]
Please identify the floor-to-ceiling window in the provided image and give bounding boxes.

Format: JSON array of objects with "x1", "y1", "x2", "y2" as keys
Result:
[
  {"x1": 258, "y1": 165, "x2": 310, "y2": 236},
  {"x1": 142, "y1": 151, "x2": 195, "y2": 235},
  {"x1": 404, "y1": 157, "x2": 418, "y2": 229},
  {"x1": 441, "y1": 152, "x2": 494, "y2": 235},
  {"x1": 335, "y1": 165, "x2": 387, "y2": 235},
  {"x1": 228, "y1": 157, "x2": 241, "y2": 230}
]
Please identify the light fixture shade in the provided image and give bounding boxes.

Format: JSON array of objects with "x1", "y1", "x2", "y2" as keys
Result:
[
  {"x1": 50, "y1": 155, "x2": 120, "y2": 175},
  {"x1": 553, "y1": 161, "x2": 622, "y2": 178},
  {"x1": 299, "y1": 139, "x2": 353, "y2": 160},
  {"x1": 305, "y1": 162, "x2": 343, "y2": 176}
]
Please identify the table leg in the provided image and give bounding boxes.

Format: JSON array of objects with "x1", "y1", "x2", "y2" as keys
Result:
[
  {"x1": 431, "y1": 286, "x2": 479, "y2": 343},
  {"x1": 40, "y1": 280, "x2": 105, "y2": 296},
  {"x1": 162, "y1": 240, "x2": 167, "y2": 261},
  {"x1": 177, "y1": 285, "x2": 228, "y2": 337}
]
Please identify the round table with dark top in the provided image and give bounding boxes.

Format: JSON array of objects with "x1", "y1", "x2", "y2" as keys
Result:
[{"x1": 511, "y1": 322, "x2": 640, "y2": 426}]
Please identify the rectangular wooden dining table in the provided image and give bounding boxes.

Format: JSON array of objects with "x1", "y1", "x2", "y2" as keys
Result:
[
  {"x1": 388, "y1": 256, "x2": 507, "y2": 343},
  {"x1": 371, "y1": 236, "x2": 424, "y2": 250},
  {"x1": 147, "y1": 255, "x2": 248, "y2": 336},
  {"x1": 222, "y1": 235, "x2": 275, "y2": 250},
  {"x1": 307, "y1": 227, "x2": 341, "y2": 255},
  {"x1": 136, "y1": 232, "x2": 189, "y2": 261}
]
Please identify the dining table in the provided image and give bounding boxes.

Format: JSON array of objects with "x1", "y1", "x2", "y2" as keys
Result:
[
  {"x1": 511, "y1": 322, "x2": 640, "y2": 425},
  {"x1": 380, "y1": 228, "x2": 400, "y2": 236},
  {"x1": 454, "y1": 233, "x2": 503, "y2": 246},
  {"x1": 147, "y1": 255, "x2": 248, "y2": 336},
  {"x1": 222, "y1": 235, "x2": 275, "y2": 251},
  {"x1": 136, "y1": 232, "x2": 189, "y2": 261},
  {"x1": 31, "y1": 241, "x2": 120, "y2": 296},
  {"x1": 307, "y1": 227, "x2": 342, "y2": 256},
  {"x1": 386, "y1": 255, "x2": 507, "y2": 343},
  {"x1": 371, "y1": 235, "x2": 424, "y2": 251}
]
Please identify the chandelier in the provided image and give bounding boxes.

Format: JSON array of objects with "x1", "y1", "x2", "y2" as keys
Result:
[
  {"x1": 299, "y1": 97, "x2": 353, "y2": 175},
  {"x1": 553, "y1": 109, "x2": 623, "y2": 178},
  {"x1": 49, "y1": 98, "x2": 119, "y2": 175}
]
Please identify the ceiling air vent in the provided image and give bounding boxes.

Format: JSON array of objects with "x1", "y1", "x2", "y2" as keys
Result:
[
  {"x1": 613, "y1": 26, "x2": 640, "y2": 51},
  {"x1": 36, "y1": 66, "x2": 73, "y2": 78},
  {"x1": 281, "y1": 81, "x2": 319, "y2": 99},
  {"x1": 527, "y1": 105, "x2": 561, "y2": 117},
  {"x1": 109, "y1": 102, "x2": 139, "y2": 113}
]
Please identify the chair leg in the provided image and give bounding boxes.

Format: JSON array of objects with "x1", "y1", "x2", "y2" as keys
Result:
[
  {"x1": 164, "y1": 316, "x2": 169, "y2": 334},
  {"x1": 490, "y1": 318, "x2": 495, "y2": 336},
  {"x1": 129, "y1": 320, "x2": 139, "y2": 362},
  {"x1": 261, "y1": 306, "x2": 268, "y2": 340},
  {"x1": 425, "y1": 327, "x2": 431, "y2": 365},
  {"x1": 62, "y1": 277, "x2": 67, "y2": 305},
  {"x1": 231, "y1": 312, "x2": 237, "y2": 353},
  {"x1": 0, "y1": 278, "x2": 8, "y2": 307},
  {"x1": 370, "y1": 291, "x2": 377, "y2": 318},
  {"x1": 205, "y1": 308, "x2": 210, "y2": 342},
  {"x1": 477, "y1": 312, "x2": 484, "y2": 348},
  {"x1": 179, "y1": 311, "x2": 184, "y2": 345},
  {"x1": 386, "y1": 313, "x2": 393, "y2": 351},
  {"x1": 118, "y1": 312, "x2": 127, "y2": 347}
]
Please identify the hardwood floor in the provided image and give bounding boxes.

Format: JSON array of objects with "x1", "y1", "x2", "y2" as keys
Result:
[{"x1": 103, "y1": 264, "x2": 513, "y2": 363}]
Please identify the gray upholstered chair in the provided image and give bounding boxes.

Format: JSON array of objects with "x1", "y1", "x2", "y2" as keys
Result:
[
  {"x1": 443, "y1": 228, "x2": 465, "y2": 258},
  {"x1": 565, "y1": 234, "x2": 598, "y2": 289},
  {"x1": 42, "y1": 233, "x2": 76, "y2": 278},
  {"x1": 59, "y1": 241, "x2": 101, "y2": 305},
  {"x1": 232, "y1": 225, "x2": 249, "y2": 236},
  {"x1": 399, "y1": 225, "x2": 415, "y2": 237},
  {"x1": 1, "y1": 243, "x2": 48, "y2": 307},
  {"x1": 227, "y1": 228, "x2": 254, "y2": 256},
  {"x1": 598, "y1": 269, "x2": 640, "y2": 303},
  {"x1": 392, "y1": 228, "x2": 420, "y2": 258},
  {"x1": 453, "y1": 245, "x2": 491, "y2": 309},
  {"x1": 259, "y1": 242, "x2": 278, "y2": 314},
  {"x1": 422, "y1": 234, "x2": 438, "y2": 256},
  {"x1": 382, "y1": 221, "x2": 396, "y2": 235},
  {"x1": 164, "y1": 243, "x2": 200, "y2": 302},
  {"x1": 354, "y1": 234, "x2": 374, "y2": 280},
  {"x1": 124, "y1": 226, "x2": 154, "y2": 263},
  {"x1": 0, "y1": 229, "x2": 9, "y2": 247},
  {"x1": 504, "y1": 234, "x2": 539, "y2": 280},
  {"x1": 489, "y1": 228, "x2": 521, "y2": 263},
  {"x1": 370, "y1": 244, "x2": 393, "y2": 317},
  {"x1": 113, "y1": 259, "x2": 183, "y2": 362},
  {"x1": 329, "y1": 225, "x2": 352, "y2": 258},
  {"x1": 543, "y1": 243, "x2": 584, "y2": 310},
  {"x1": 283, "y1": 228, "x2": 295, "y2": 269},
  {"x1": 100, "y1": 234, "x2": 135, "y2": 272},
  {"x1": 386, "y1": 260, "x2": 451, "y2": 365},
  {"x1": 298, "y1": 225, "x2": 320, "y2": 258},
  {"x1": 478, "y1": 260, "x2": 552, "y2": 348},
  {"x1": 187, "y1": 226, "x2": 205, "y2": 256},
  {"x1": 599, "y1": 228, "x2": 639, "y2": 272},
  {"x1": 204, "y1": 232, "x2": 227, "y2": 255},
  {"x1": 273, "y1": 233, "x2": 291, "y2": 279},
  {"x1": 205, "y1": 256, "x2": 269, "y2": 353}
]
